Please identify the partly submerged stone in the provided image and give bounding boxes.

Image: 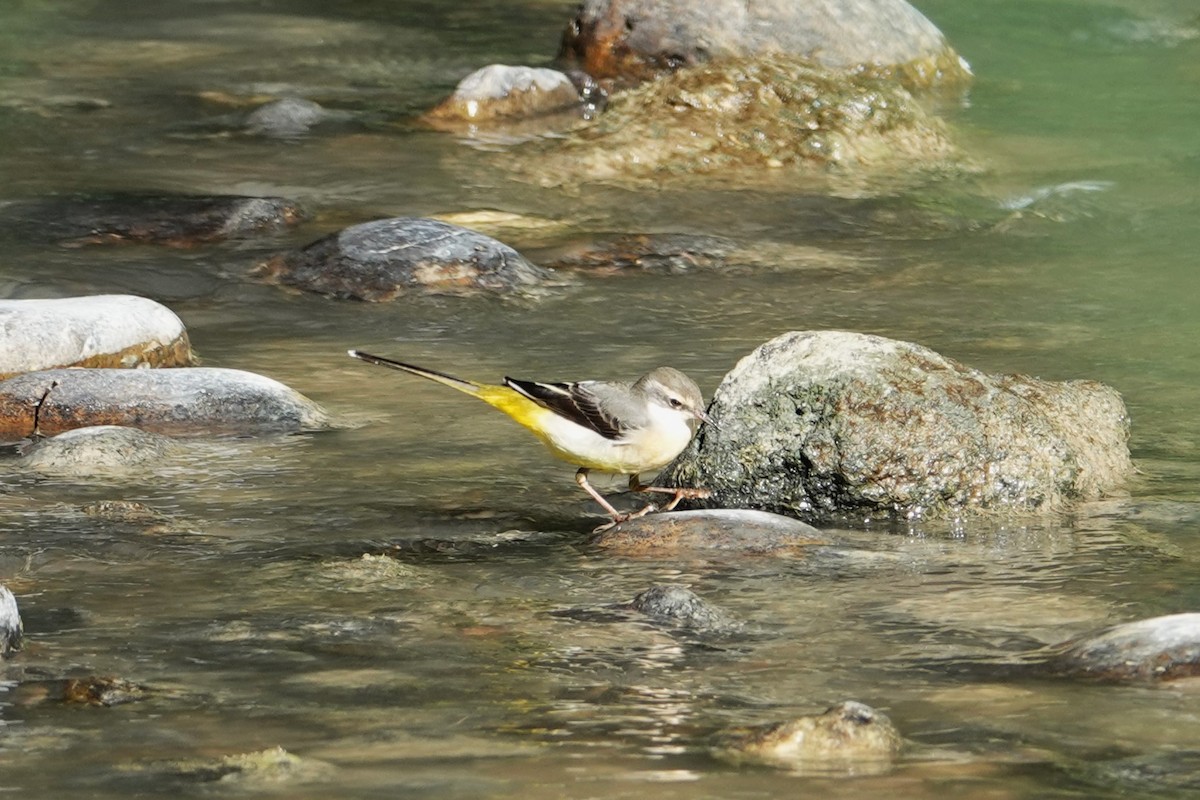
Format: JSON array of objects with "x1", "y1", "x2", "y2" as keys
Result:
[
  {"x1": 1044, "y1": 613, "x2": 1200, "y2": 682},
  {"x1": 589, "y1": 508, "x2": 826, "y2": 555},
  {"x1": 628, "y1": 584, "x2": 743, "y2": 634},
  {"x1": 0, "y1": 294, "x2": 192, "y2": 379},
  {"x1": 515, "y1": 56, "x2": 962, "y2": 191},
  {"x1": 663, "y1": 331, "x2": 1133, "y2": 522},
  {"x1": 19, "y1": 425, "x2": 181, "y2": 475},
  {"x1": 712, "y1": 701, "x2": 902, "y2": 773},
  {"x1": 1, "y1": 585, "x2": 22, "y2": 658},
  {"x1": 423, "y1": 64, "x2": 584, "y2": 129},
  {"x1": 255, "y1": 217, "x2": 557, "y2": 301},
  {"x1": 244, "y1": 97, "x2": 336, "y2": 137},
  {"x1": 559, "y1": 0, "x2": 971, "y2": 91},
  {"x1": 0, "y1": 368, "x2": 329, "y2": 442},
  {"x1": 1, "y1": 193, "x2": 306, "y2": 246}
]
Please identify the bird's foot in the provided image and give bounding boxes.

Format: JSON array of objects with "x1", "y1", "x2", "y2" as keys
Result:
[
  {"x1": 591, "y1": 502, "x2": 660, "y2": 533},
  {"x1": 631, "y1": 484, "x2": 712, "y2": 512}
]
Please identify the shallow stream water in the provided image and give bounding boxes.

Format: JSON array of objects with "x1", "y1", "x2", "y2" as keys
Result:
[{"x1": 2, "y1": 0, "x2": 1200, "y2": 797}]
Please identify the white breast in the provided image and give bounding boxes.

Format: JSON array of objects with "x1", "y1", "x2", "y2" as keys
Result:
[{"x1": 532, "y1": 404, "x2": 695, "y2": 475}]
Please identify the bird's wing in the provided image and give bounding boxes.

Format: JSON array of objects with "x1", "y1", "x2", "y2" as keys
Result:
[{"x1": 503, "y1": 378, "x2": 628, "y2": 441}]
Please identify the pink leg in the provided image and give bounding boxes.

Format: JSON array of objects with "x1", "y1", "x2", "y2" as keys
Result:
[{"x1": 628, "y1": 474, "x2": 712, "y2": 511}]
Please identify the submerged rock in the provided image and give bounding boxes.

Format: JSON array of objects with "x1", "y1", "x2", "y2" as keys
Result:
[
  {"x1": 1044, "y1": 613, "x2": 1200, "y2": 682},
  {"x1": 589, "y1": 508, "x2": 826, "y2": 555},
  {"x1": 559, "y1": 0, "x2": 971, "y2": 91},
  {"x1": 0, "y1": 295, "x2": 192, "y2": 379},
  {"x1": 255, "y1": 217, "x2": 556, "y2": 301},
  {"x1": 1, "y1": 193, "x2": 305, "y2": 246},
  {"x1": 663, "y1": 331, "x2": 1132, "y2": 521},
  {"x1": 712, "y1": 701, "x2": 902, "y2": 773},
  {"x1": 423, "y1": 64, "x2": 584, "y2": 129},
  {"x1": 1, "y1": 585, "x2": 22, "y2": 658},
  {"x1": 516, "y1": 56, "x2": 962, "y2": 190},
  {"x1": 544, "y1": 233, "x2": 738, "y2": 274},
  {"x1": 0, "y1": 367, "x2": 329, "y2": 442},
  {"x1": 245, "y1": 97, "x2": 335, "y2": 137},
  {"x1": 628, "y1": 584, "x2": 742, "y2": 633},
  {"x1": 19, "y1": 425, "x2": 181, "y2": 474}
]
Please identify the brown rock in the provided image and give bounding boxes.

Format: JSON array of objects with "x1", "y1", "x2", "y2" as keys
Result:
[{"x1": 589, "y1": 508, "x2": 827, "y2": 555}]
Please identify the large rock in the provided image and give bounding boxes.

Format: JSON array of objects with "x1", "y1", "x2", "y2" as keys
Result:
[
  {"x1": 0, "y1": 368, "x2": 329, "y2": 442},
  {"x1": 1, "y1": 193, "x2": 305, "y2": 246},
  {"x1": 1045, "y1": 613, "x2": 1200, "y2": 682},
  {"x1": 663, "y1": 331, "x2": 1132, "y2": 521},
  {"x1": 514, "y1": 57, "x2": 962, "y2": 190},
  {"x1": 255, "y1": 217, "x2": 557, "y2": 301},
  {"x1": 0, "y1": 295, "x2": 192, "y2": 379},
  {"x1": 559, "y1": 0, "x2": 971, "y2": 91}
]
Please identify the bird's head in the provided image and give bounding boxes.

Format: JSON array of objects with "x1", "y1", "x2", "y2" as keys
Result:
[{"x1": 638, "y1": 367, "x2": 713, "y2": 429}]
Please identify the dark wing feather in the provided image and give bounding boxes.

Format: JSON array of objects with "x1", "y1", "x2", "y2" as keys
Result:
[{"x1": 504, "y1": 378, "x2": 626, "y2": 440}]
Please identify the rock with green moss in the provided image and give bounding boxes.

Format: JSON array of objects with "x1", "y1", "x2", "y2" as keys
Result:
[
  {"x1": 662, "y1": 331, "x2": 1132, "y2": 522},
  {"x1": 559, "y1": 0, "x2": 971, "y2": 92},
  {"x1": 514, "y1": 57, "x2": 964, "y2": 191},
  {"x1": 712, "y1": 701, "x2": 902, "y2": 773}
]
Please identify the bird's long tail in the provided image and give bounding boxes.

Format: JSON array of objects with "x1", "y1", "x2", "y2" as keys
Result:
[{"x1": 347, "y1": 350, "x2": 483, "y2": 397}]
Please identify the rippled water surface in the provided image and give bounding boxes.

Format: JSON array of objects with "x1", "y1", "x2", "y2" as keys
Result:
[{"x1": 2, "y1": 0, "x2": 1200, "y2": 796}]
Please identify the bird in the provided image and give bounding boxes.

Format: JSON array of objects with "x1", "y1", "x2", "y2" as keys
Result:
[{"x1": 347, "y1": 349, "x2": 713, "y2": 529}]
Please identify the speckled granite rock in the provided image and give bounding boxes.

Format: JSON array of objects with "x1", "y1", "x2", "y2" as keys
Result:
[{"x1": 662, "y1": 331, "x2": 1132, "y2": 521}]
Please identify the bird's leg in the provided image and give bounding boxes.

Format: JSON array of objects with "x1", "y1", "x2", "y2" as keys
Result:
[
  {"x1": 576, "y1": 468, "x2": 646, "y2": 533},
  {"x1": 628, "y1": 474, "x2": 712, "y2": 511}
]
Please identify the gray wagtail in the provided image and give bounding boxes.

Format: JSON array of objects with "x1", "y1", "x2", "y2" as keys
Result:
[{"x1": 348, "y1": 350, "x2": 713, "y2": 529}]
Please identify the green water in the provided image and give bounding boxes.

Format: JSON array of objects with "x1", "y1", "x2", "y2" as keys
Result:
[{"x1": 2, "y1": 0, "x2": 1200, "y2": 797}]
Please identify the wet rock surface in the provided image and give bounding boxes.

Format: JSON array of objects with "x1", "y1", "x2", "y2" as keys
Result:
[
  {"x1": 18, "y1": 425, "x2": 182, "y2": 474},
  {"x1": 423, "y1": 64, "x2": 584, "y2": 128},
  {"x1": 1043, "y1": 613, "x2": 1200, "y2": 682},
  {"x1": 0, "y1": 585, "x2": 22, "y2": 658},
  {"x1": 0, "y1": 193, "x2": 306, "y2": 246},
  {"x1": 255, "y1": 217, "x2": 557, "y2": 300},
  {"x1": 0, "y1": 294, "x2": 193, "y2": 379},
  {"x1": 0, "y1": 367, "x2": 329, "y2": 442},
  {"x1": 712, "y1": 701, "x2": 902, "y2": 773},
  {"x1": 559, "y1": 0, "x2": 971, "y2": 91},
  {"x1": 589, "y1": 508, "x2": 827, "y2": 555},
  {"x1": 628, "y1": 584, "x2": 743, "y2": 633},
  {"x1": 516, "y1": 57, "x2": 962, "y2": 190},
  {"x1": 663, "y1": 331, "x2": 1133, "y2": 521}
]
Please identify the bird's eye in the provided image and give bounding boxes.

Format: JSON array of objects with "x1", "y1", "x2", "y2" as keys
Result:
[{"x1": 668, "y1": 397, "x2": 684, "y2": 409}]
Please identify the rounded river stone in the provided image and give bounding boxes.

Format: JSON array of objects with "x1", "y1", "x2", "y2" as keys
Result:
[
  {"x1": 0, "y1": 368, "x2": 329, "y2": 442},
  {"x1": 256, "y1": 217, "x2": 555, "y2": 301},
  {"x1": 0, "y1": 294, "x2": 192, "y2": 379}
]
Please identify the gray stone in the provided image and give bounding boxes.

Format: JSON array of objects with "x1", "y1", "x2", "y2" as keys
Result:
[
  {"x1": 255, "y1": 217, "x2": 557, "y2": 301},
  {"x1": 0, "y1": 368, "x2": 329, "y2": 442},
  {"x1": 712, "y1": 701, "x2": 902, "y2": 772},
  {"x1": 559, "y1": 0, "x2": 971, "y2": 90},
  {"x1": 19, "y1": 425, "x2": 181, "y2": 474},
  {"x1": 0, "y1": 295, "x2": 192, "y2": 379},
  {"x1": 629, "y1": 585, "x2": 742, "y2": 633},
  {"x1": 663, "y1": 331, "x2": 1132, "y2": 521},
  {"x1": 0, "y1": 585, "x2": 22, "y2": 658},
  {"x1": 245, "y1": 97, "x2": 333, "y2": 137},
  {"x1": 1045, "y1": 613, "x2": 1200, "y2": 682}
]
